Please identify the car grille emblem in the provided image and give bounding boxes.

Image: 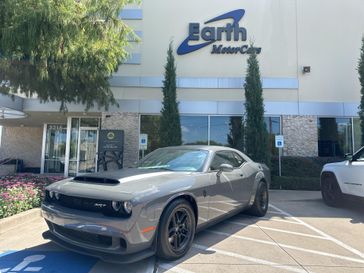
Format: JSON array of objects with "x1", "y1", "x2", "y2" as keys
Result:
[{"x1": 94, "y1": 203, "x2": 107, "y2": 208}]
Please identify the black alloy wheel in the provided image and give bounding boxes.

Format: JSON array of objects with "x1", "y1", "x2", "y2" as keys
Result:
[
  {"x1": 167, "y1": 208, "x2": 192, "y2": 252},
  {"x1": 246, "y1": 181, "x2": 269, "y2": 217},
  {"x1": 157, "y1": 199, "x2": 196, "y2": 260}
]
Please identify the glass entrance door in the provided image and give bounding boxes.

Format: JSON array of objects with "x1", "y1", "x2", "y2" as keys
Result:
[
  {"x1": 77, "y1": 128, "x2": 98, "y2": 174},
  {"x1": 43, "y1": 124, "x2": 67, "y2": 173}
]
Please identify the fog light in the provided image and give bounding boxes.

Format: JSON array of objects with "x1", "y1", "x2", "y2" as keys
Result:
[
  {"x1": 112, "y1": 201, "x2": 122, "y2": 212},
  {"x1": 123, "y1": 201, "x2": 132, "y2": 214}
]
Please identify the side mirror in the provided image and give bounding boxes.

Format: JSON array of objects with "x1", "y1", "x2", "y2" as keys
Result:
[
  {"x1": 217, "y1": 164, "x2": 234, "y2": 176},
  {"x1": 345, "y1": 153, "x2": 353, "y2": 162}
]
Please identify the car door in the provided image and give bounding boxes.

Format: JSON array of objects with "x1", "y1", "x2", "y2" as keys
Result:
[
  {"x1": 207, "y1": 150, "x2": 248, "y2": 220},
  {"x1": 340, "y1": 148, "x2": 364, "y2": 197}
]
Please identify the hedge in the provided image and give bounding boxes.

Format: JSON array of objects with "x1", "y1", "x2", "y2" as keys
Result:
[
  {"x1": 271, "y1": 175, "x2": 321, "y2": 191},
  {"x1": 269, "y1": 156, "x2": 344, "y2": 191},
  {"x1": 270, "y1": 156, "x2": 343, "y2": 177}
]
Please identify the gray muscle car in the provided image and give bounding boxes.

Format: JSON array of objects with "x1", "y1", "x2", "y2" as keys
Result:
[{"x1": 42, "y1": 146, "x2": 270, "y2": 263}]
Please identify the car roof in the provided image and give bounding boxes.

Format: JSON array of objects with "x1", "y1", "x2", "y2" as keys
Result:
[{"x1": 159, "y1": 145, "x2": 242, "y2": 152}]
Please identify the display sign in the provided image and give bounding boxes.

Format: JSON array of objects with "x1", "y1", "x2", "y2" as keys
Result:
[
  {"x1": 98, "y1": 130, "x2": 124, "y2": 171},
  {"x1": 99, "y1": 130, "x2": 124, "y2": 151},
  {"x1": 177, "y1": 9, "x2": 261, "y2": 55},
  {"x1": 275, "y1": 135, "x2": 284, "y2": 148},
  {"x1": 139, "y1": 134, "x2": 148, "y2": 150}
]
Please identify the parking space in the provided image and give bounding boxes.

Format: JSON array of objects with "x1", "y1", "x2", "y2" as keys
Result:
[{"x1": 1, "y1": 190, "x2": 364, "y2": 273}]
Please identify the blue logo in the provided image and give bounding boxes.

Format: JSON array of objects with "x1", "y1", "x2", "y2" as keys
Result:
[{"x1": 177, "y1": 9, "x2": 261, "y2": 56}]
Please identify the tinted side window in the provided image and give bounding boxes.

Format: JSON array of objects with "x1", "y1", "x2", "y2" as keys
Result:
[
  {"x1": 232, "y1": 152, "x2": 246, "y2": 166},
  {"x1": 210, "y1": 151, "x2": 240, "y2": 170}
]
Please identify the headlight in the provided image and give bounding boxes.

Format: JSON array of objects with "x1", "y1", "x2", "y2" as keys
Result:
[
  {"x1": 123, "y1": 201, "x2": 133, "y2": 214},
  {"x1": 55, "y1": 192, "x2": 60, "y2": 200},
  {"x1": 49, "y1": 191, "x2": 54, "y2": 199},
  {"x1": 111, "y1": 201, "x2": 122, "y2": 212}
]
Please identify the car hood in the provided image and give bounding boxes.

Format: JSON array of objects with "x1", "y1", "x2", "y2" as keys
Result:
[
  {"x1": 324, "y1": 161, "x2": 347, "y2": 167},
  {"x1": 46, "y1": 168, "x2": 195, "y2": 201}
]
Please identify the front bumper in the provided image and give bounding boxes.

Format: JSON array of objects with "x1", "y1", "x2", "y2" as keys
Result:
[{"x1": 41, "y1": 202, "x2": 157, "y2": 263}]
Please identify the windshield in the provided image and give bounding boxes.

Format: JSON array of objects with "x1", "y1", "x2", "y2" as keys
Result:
[{"x1": 138, "y1": 148, "x2": 209, "y2": 172}]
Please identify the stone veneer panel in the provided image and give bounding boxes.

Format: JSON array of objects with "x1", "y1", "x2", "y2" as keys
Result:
[
  {"x1": 101, "y1": 112, "x2": 139, "y2": 168},
  {"x1": 282, "y1": 115, "x2": 318, "y2": 157},
  {"x1": 0, "y1": 127, "x2": 43, "y2": 167}
]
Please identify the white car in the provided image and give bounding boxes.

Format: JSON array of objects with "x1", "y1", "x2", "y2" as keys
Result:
[{"x1": 321, "y1": 146, "x2": 364, "y2": 206}]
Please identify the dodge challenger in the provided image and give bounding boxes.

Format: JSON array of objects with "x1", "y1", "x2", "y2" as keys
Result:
[{"x1": 42, "y1": 146, "x2": 270, "y2": 263}]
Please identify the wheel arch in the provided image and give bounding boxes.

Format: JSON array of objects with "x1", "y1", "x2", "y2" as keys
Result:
[
  {"x1": 161, "y1": 193, "x2": 199, "y2": 227},
  {"x1": 248, "y1": 171, "x2": 268, "y2": 206},
  {"x1": 321, "y1": 171, "x2": 342, "y2": 192}
]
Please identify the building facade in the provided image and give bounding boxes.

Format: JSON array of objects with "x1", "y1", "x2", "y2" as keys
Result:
[{"x1": 0, "y1": 0, "x2": 364, "y2": 176}]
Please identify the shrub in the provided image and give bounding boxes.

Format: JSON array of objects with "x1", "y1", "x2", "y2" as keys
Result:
[{"x1": 0, "y1": 174, "x2": 63, "y2": 218}]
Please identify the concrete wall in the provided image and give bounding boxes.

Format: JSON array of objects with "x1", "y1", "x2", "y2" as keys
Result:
[
  {"x1": 282, "y1": 115, "x2": 318, "y2": 157},
  {"x1": 101, "y1": 112, "x2": 140, "y2": 168},
  {"x1": 0, "y1": 127, "x2": 43, "y2": 168}
]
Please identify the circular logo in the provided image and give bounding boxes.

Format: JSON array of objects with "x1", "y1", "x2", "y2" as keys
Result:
[{"x1": 107, "y1": 132, "x2": 115, "y2": 140}]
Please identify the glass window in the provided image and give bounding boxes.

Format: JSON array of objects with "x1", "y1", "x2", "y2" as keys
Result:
[
  {"x1": 353, "y1": 147, "x2": 364, "y2": 161},
  {"x1": 264, "y1": 117, "x2": 281, "y2": 155},
  {"x1": 181, "y1": 116, "x2": 208, "y2": 145},
  {"x1": 138, "y1": 148, "x2": 208, "y2": 172},
  {"x1": 210, "y1": 116, "x2": 243, "y2": 148},
  {"x1": 80, "y1": 118, "x2": 99, "y2": 127},
  {"x1": 210, "y1": 151, "x2": 240, "y2": 170},
  {"x1": 318, "y1": 118, "x2": 353, "y2": 157},
  {"x1": 232, "y1": 152, "x2": 246, "y2": 166},
  {"x1": 353, "y1": 118, "x2": 362, "y2": 153},
  {"x1": 140, "y1": 115, "x2": 162, "y2": 155},
  {"x1": 0, "y1": 126, "x2": 2, "y2": 147}
]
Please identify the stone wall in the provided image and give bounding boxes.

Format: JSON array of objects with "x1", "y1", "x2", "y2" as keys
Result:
[
  {"x1": 0, "y1": 127, "x2": 43, "y2": 168},
  {"x1": 101, "y1": 112, "x2": 139, "y2": 168},
  {"x1": 282, "y1": 115, "x2": 318, "y2": 157}
]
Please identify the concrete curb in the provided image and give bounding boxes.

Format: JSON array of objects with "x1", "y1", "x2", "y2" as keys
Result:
[{"x1": 0, "y1": 208, "x2": 41, "y2": 234}]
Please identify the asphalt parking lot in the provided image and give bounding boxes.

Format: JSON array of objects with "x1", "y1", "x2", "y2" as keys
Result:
[{"x1": 1, "y1": 190, "x2": 364, "y2": 273}]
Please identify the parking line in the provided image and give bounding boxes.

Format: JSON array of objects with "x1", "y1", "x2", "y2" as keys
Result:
[
  {"x1": 159, "y1": 262, "x2": 196, "y2": 273},
  {"x1": 270, "y1": 204, "x2": 364, "y2": 260},
  {"x1": 192, "y1": 244, "x2": 309, "y2": 273},
  {"x1": 257, "y1": 217, "x2": 304, "y2": 225},
  {"x1": 226, "y1": 220, "x2": 329, "y2": 240},
  {"x1": 267, "y1": 210, "x2": 286, "y2": 215},
  {"x1": 206, "y1": 229, "x2": 364, "y2": 265}
]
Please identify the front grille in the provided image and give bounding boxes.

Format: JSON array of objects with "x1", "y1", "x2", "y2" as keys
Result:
[
  {"x1": 44, "y1": 191, "x2": 129, "y2": 218},
  {"x1": 53, "y1": 223, "x2": 112, "y2": 247},
  {"x1": 59, "y1": 194, "x2": 110, "y2": 213}
]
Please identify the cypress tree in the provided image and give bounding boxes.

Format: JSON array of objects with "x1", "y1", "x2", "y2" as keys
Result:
[
  {"x1": 244, "y1": 48, "x2": 270, "y2": 164},
  {"x1": 160, "y1": 42, "x2": 182, "y2": 147},
  {"x1": 358, "y1": 37, "x2": 364, "y2": 146},
  {"x1": 227, "y1": 116, "x2": 245, "y2": 152}
]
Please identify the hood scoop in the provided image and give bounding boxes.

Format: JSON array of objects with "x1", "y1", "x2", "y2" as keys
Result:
[{"x1": 73, "y1": 176, "x2": 120, "y2": 185}]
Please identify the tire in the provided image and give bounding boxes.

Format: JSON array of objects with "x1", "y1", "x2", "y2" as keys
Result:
[
  {"x1": 246, "y1": 181, "x2": 269, "y2": 217},
  {"x1": 321, "y1": 173, "x2": 343, "y2": 207},
  {"x1": 157, "y1": 199, "x2": 196, "y2": 260}
]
